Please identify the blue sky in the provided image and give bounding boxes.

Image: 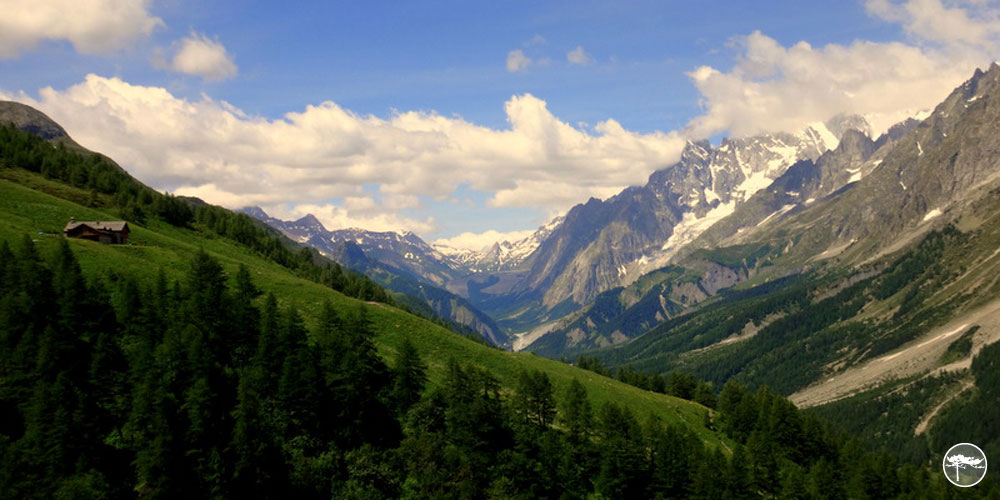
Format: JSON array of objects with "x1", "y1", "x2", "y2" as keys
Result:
[
  {"x1": 1, "y1": 0, "x2": 997, "y2": 249},
  {"x1": 3, "y1": 1, "x2": 895, "y2": 130}
]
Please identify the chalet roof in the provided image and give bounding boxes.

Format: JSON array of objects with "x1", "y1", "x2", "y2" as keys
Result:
[{"x1": 64, "y1": 221, "x2": 129, "y2": 232}]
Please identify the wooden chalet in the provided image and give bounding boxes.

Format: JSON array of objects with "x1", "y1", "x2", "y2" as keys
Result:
[{"x1": 63, "y1": 219, "x2": 130, "y2": 244}]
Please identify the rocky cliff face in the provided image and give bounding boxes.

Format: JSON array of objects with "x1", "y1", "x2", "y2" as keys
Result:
[
  {"x1": 752, "y1": 62, "x2": 1000, "y2": 263},
  {"x1": 510, "y1": 119, "x2": 866, "y2": 311},
  {"x1": 518, "y1": 115, "x2": 925, "y2": 354},
  {"x1": 679, "y1": 119, "x2": 920, "y2": 256},
  {"x1": 526, "y1": 64, "x2": 1000, "y2": 357},
  {"x1": 0, "y1": 101, "x2": 73, "y2": 142}
]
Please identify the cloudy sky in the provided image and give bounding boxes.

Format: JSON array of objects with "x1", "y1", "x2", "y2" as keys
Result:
[{"x1": 1, "y1": 0, "x2": 999, "y2": 250}]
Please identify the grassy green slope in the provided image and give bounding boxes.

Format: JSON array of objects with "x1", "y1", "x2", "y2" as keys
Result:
[{"x1": 0, "y1": 169, "x2": 723, "y2": 446}]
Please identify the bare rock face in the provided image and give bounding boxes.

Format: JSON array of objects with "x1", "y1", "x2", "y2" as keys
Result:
[
  {"x1": 0, "y1": 101, "x2": 71, "y2": 141},
  {"x1": 699, "y1": 263, "x2": 746, "y2": 295},
  {"x1": 512, "y1": 118, "x2": 864, "y2": 311},
  {"x1": 531, "y1": 64, "x2": 1000, "y2": 357},
  {"x1": 519, "y1": 109, "x2": 933, "y2": 355},
  {"x1": 774, "y1": 62, "x2": 1000, "y2": 250}
]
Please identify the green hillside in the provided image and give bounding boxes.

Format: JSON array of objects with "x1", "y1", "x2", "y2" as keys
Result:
[{"x1": 0, "y1": 168, "x2": 719, "y2": 444}]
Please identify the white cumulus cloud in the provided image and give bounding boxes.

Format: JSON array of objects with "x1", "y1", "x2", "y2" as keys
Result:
[
  {"x1": 685, "y1": 0, "x2": 1000, "y2": 139},
  {"x1": 865, "y1": 0, "x2": 1000, "y2": 47},
  {"x1": 7, "y1": 0, "x2": 999, "y2": 239},
  {"x1": 686, "y1": 34, "x2": 993, "y2": 139},
  {"x1": 506, "y1": 49, "x2": 533, "y2": 72},
  {"x1": 0, "y1": 0, "x2": 162, "y2": 58},
  {"x1": 566, "y1": 46, "x2": 593, "y2": 65},
  {"x1": 434, "y1": 229, "x2": 537, "y2": 252},
  {"x1": 1, "y1": 74, "x2": 684, "y2": 235},
  {"x1": 156, "y1": 32, "x2": 238, "y2": 81},
  {"x1": 268, "y1": 203, "x2": 436, "y2": 235}
]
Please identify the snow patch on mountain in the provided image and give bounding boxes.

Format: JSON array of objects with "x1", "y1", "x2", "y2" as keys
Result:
[
  {"x1": 847, "y1": 168, "x2": 862, "y2": 183},
  {"x1": 607, "y1": 117, "x2": 872, "y2": 287},
  {"x1": 659, "y1": 200, "x2": 737, "y2": 257},
  {"x1": 807, "y1": 121, "x2": 840, "y2": 151},
  {"x1": 756, "y1": 204, "x2": 797, "y2": 228}
]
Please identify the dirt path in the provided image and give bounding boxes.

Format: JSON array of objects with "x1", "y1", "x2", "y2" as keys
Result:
[
  {"x1": 915, "y1": 380, "x2": 974, "y2": 436},
  {"x1": 790, "y1": 297, "x2": 1000, "y2": 408}
]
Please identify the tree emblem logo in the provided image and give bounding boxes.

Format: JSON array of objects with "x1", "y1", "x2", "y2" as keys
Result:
[{"x1": 942, "y1": 443, "x2": 987, "y2": 487}]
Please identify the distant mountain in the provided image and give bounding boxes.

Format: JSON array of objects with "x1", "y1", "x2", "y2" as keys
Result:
[
  {"x1": 244, "y1": 118, "x2": 871, "y2": 346},
  {"x1": 433, "y1": 216, "x2": 564, "y2": 273},
  {"x1": 525, "y1": 117, "x2": 921, "y2": 355},
  {"x1": 576, "y1": 64, "x2": 1000, "y2": 408},
  {"x1": 441, "y1": 118, "x2": 871, "y2": 338},
  {"x1": 241, "y1": 208, "x2": 466, "y2": 286},
  {"x1": 328, "y1": 239, "x2": 508, "y2": 345},
  {"x1": 240, "y1": 207, "x2": 508, "y2": 345},
  {"x1": 520, "y1": 117, "x2": 870, "y2": 306}
]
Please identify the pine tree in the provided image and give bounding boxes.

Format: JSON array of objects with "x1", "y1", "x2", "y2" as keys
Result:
[
  {"x1": 780, "y1": 464, "x2": 811, "y2": 500},
  {"x1": 724, "y1": 444, "x2": 754, "y2": 500},
  {"x1": 390, "y1": 338, "x2": 426, "y2": 416},
  {"x1": 693, "y1": 381, "x2": 716, "y2": 409},
  {"x1": 184, "y1": 249, "x2": 231, "y2": 361},
  {"x1": 231, "y1": 365, "x2": 284, "y2": 498},
  {"x1": 557, "y1": 378, "x2": 596, "y2": 498},
  {"x1": 645, "y1": 416, "x2": 685, "y2": 498},
  {"x1": 747, "y1": 429, "x2": 779, "y2": 498},
  {"x1": 329, "y1": 305, "x2": 397, "y2": 449},
  {"x1": 275, "y1": 308, "x2": 321, "y2": 440},
  {"x1": 594, "y1": 403, "x2": 648, "y2": 499},
  {"x1": 512, "y1": 369, "x2": 556, "y2": 430},
  {"x1": 441, "y1": 360, "x2": 509, "y2": 495},
  {"x1": 230, "y1": 264, "x2": 261, "y2": 366},
  {"x1": 690, "y1": 447, "x2": 726, "y2": 500},
  {"x1": 253, "y1": 293, "x2": 282, "y2": 385}
]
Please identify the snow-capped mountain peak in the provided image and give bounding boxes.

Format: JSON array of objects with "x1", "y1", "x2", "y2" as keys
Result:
[{"x1": 432, "y1": 215, "x2": 565, "y2": 273}]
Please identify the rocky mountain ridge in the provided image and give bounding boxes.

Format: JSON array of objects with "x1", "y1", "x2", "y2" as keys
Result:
[
  {"x1": 523, "y1": 115, "x2": 922, "y2": 354},
  {"x1": 537, "y1": 63, "x2": 1000, "y2": 362},
  {"x1": 239, "y1": 208, "x2": 465, "y2": 286},
  {"x1": 239, "y1": 207, "x2": 508, "y2": 344},
  {"x1": 442, "y1": 117, "x2": 873, "y2": 336}
]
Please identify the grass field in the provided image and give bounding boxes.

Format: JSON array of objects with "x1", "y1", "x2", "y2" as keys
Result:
[{"x1": 0, "y1": 171, "x2": 727, "y2": 447}]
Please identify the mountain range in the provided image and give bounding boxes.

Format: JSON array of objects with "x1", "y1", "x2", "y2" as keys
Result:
[
  {"x1": 239, "y1": 64, "x2": 1000, "y2": 433},
  {"x1": 245, "y1": 115, "x2": 876, "y2": 346},
  {"x1": 6, "y1": 64, "x2": 1000, "y2": 478},
  {"x1": 238, "y1": 206, "x2": 510, "y2": 345},
  {"x1": 583, "y1": 63, "x2": 1000, "y2": 409}
]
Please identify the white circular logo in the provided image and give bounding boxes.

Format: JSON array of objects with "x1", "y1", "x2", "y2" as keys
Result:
[{"x1": 942, "y1": 443, "x2": 988, "y2": 487}]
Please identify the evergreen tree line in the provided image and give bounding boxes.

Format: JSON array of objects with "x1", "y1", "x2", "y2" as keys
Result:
[
  {"x1": 0, "y1": 124, "x2": 392, "y2": 305},
  {"x1": 575, "y1": 356, "x2": 718, "y2": 409},
  {"x1": 0, "y1": 238, "x2": 995, "y2": 498},
  {"x1": 0, "y1": 124, "x2": 193, "y2": 227}
]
